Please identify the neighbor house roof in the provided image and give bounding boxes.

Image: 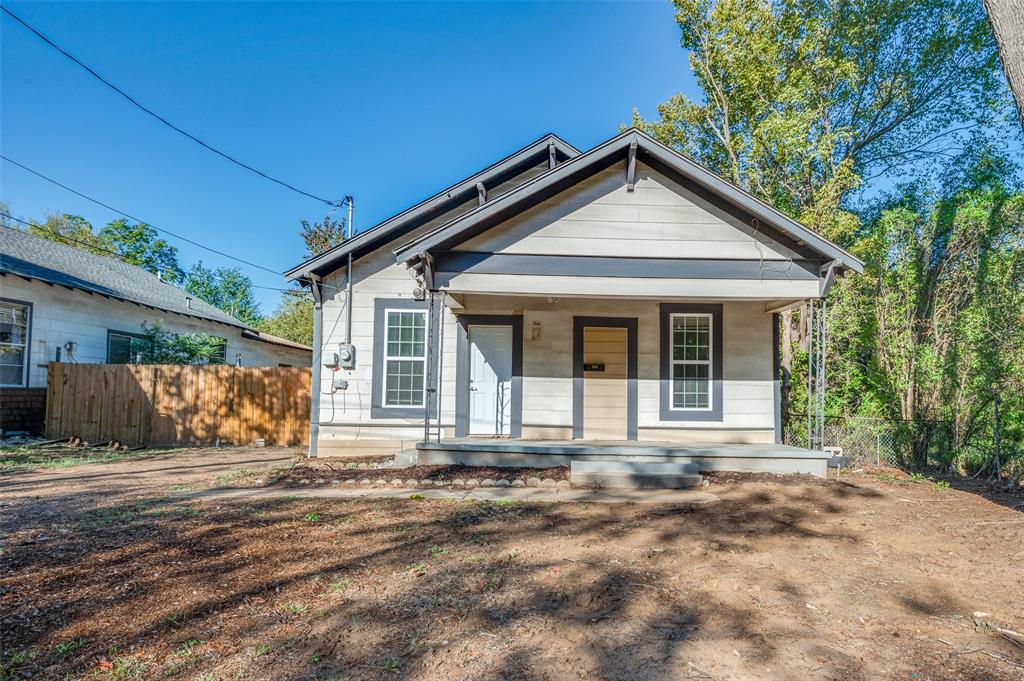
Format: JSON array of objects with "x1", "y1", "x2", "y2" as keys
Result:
[
  {"x1": 394, "y1": 129, "x2": 864, "y2": 274},
  {"x1": 1, "y1": 226, "x2": 309, "y2": 351},
  {"x1": 285, "y1": 133, "x2": 581, "y2": 281}
]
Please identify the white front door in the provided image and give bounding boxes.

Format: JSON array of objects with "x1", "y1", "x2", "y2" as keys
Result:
[{"x1": 468, "y1": 325, "x2": 513, "y2": 435}]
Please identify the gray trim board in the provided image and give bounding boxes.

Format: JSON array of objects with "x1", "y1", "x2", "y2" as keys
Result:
[
  {"x1": 573, "y1": 317, "x2": 638, "y2": 440},
  {"x1": 433, "y1": 251, "x2": 820, "y2": 282},
  {"x1": 454, "y1": 315, "x2": 523, "y2": 438},
  {"x1": 394, "y1": 129, "x2": 863, "y2": 274},
  {"x1": 0, "y1": 297, "x2": 32, "y2": 388},
  {"x1": 285, "y1": 134, "x2": 581, "y2": 280},
  {"x1": 772, "y1": 312, "x2": 782, "y2": 444},
  {"x1": 659, "y1": 303, "x2": 724, "y2": 422},
  {"x1": 370, "y1": 298, "x2": 440, "y2": 420}
]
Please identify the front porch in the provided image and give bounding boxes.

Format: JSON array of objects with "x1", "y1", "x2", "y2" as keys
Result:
[{"x1": 416, "y1": 438, "x2": 829, "y2": 478}]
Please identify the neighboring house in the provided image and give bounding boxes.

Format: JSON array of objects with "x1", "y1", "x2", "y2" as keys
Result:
[
  {"x1": 286, "y1": 129, "x2": 863, "y2": 477},
  {"x1": 1, "y1": 226, "x2": 311, "y2": 431}
]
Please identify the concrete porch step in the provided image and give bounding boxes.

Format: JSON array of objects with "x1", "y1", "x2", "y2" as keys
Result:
[{"x1": 570, "y1": 460, "x2": 703, "y2": 489}]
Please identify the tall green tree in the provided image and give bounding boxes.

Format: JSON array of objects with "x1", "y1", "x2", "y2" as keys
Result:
[
  {"x1": 184, "y1": 262, "x2": 263, "y2": 326},
  {"x1": 257, "y1": 290, "x2": 314, "y2": 346},
  {"x1": 27, "y1": 212, "x2": 110, "y2": 256},
  {"x1": 632, "y1": 0, "x2": 1012, "y2": 240},
  {"x1": 99, "y1": 219, "x2": 184, "y2": 283},
  {"x1": 300, "y1": 213, "x2": 347, "y2": 258}
]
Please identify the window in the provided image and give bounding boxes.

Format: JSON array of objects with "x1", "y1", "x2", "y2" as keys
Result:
[
  {"x1": 371, "y1": 298, "x2": 433, "y2": 419},
  {"x1": 0, "y1": 300, "x2": 30, "y2": 387},
  {"x1": 107, "y1": 330, "x2": 147, "y2": 364},
  {"x1": 670, "y1": 314, "x2": 712, "y2": 410},
  {"x1": 659, "y1": 303, "x2": 722, "y2": 421},
  {"x1": 383, "y1": 309, "x2": 427, "y2": 406}
]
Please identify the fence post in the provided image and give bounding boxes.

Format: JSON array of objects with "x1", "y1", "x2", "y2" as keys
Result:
[{"x1": 876, "y1": 432, "x2": 881, "y2": 466}]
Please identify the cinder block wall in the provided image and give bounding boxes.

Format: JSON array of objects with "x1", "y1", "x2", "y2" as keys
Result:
[{"x1": 0, "y1": 388, "x2": 48, "y2": 435}]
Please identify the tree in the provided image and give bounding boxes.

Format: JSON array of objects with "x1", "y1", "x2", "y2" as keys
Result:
[
  {"x1": 984, "y1": 0, "x2": 1024, "y2": 126},
  {"x1": 27, "y1": 212, "x2": 110, "y2": 256},
  {"x1": 300, "y1": 213, "x2": 347, "y2": 258},
  {"x1": 132, "y1": 321, "x2": 226, "y2": 365},
  {"x1": 99, "y1": 219, "x2": 184, "y2": 283},
  {"x1": 632, "y1": 0, "x2": 1013, "y2": 240},
  {"x1": 184, "y1": 262, "x2": 263, "y2": 326},
  {"x1": 257, "y1": 290, "x2": 314, "y2": 347}
]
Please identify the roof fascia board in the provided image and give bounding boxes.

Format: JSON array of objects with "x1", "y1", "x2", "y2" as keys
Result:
[
  {"x1": 285, "y1": 134, "x2": 580, "y2": 281},
  {"x1": 394, "y1": 129, "x2": 863, "y2": 274}
]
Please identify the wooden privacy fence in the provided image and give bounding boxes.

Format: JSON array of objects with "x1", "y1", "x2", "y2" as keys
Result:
[{"x1": 45, "y1": 363, "x2": 310, "y2": 448}]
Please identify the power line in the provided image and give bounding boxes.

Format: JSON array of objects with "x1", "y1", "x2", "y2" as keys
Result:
[
  {"x1": 0, "y1": 4, "x2": 344, "y2": 209},
  {"x1": 1, "y1": 154, "x2": 288, "y2": 276},
  {"x1": 2, "y1": 210, "x2": 304, "y2": 294}
]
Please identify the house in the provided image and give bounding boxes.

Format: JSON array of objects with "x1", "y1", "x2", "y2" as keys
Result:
[
  {"x1": 285, "y1": 129, "x2": 862, "y2": 478},
  {"x1": 1, "y1": 226, "x2": 311, "y2": 433}
]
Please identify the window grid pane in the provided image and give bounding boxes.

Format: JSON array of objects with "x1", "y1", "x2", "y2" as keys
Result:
[
  {"x1": 386, "y1": 311, "x2": 426, "y2": 358},
  {"x1": 0, "y1": 301, "x2": 29, "y2": 386},
  {"x1": 670, "y1": 313, "x2": 711, "y2": 410},
  {"x1": 383, "y1": 309, "x2": 427, "y2": 407},
  {"x1": 385, "y1": 359, "x2": 425, "y2": 406}
]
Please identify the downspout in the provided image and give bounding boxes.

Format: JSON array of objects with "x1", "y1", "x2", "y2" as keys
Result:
[
  {"x1": 308, "y1": 274, "x2": 323, "y2": 458},
  {"x1": 345, "y1": 196, "x2": 354, "y2": 345}
]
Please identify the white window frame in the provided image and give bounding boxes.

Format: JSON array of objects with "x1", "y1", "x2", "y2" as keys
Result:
[
  {"x1": 669, "y1": 312, "x2": 713, "y2": 412},
  {"x1": 0, "y1": 299, "x2": 31, "y2": 388},
  {"x1": 381, "y1": 307, "x2": 428, "y2": 408}
]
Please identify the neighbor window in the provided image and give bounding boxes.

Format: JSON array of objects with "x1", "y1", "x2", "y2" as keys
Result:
[
  {"x1": 107, "y1": 330, "x2": 147, "y2": 364},
  {"x1": 670, "y1": 313, "x2": 712, "y2": 410},
  {"x1": 0, "y1": 300, "x2": 30, "y2": 387},
  {"x1": 383, "y1": 309, "x2": 427, "y2": 407}
]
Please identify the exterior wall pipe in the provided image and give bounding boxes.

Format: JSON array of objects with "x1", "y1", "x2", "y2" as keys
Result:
[
  {"x1": 345, "y1": 196, "x2": 354, "y2": 345},
  {"x1": 308, "y1": 274, "x2": 323, "y2": 458}
]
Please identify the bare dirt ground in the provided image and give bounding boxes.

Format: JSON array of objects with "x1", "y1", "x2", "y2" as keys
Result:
[{"x1": 1, "y1": 447, "x2": 1022, "y2": 681}]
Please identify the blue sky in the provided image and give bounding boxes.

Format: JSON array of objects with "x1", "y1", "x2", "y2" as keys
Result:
[{"x1": 1, "y1": 1, "x2": 695, "y2": 310}]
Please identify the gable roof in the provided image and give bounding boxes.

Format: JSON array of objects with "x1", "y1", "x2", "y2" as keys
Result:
[
  {"x1": 1, "y1": 226, "x2": 308, "y2": 352},
  {"x1": 394, "y1": 129, "x2": 863, "y2": 273},
  {"x1": 285, "y1": 133, "x2": 580, "y2": 281}
]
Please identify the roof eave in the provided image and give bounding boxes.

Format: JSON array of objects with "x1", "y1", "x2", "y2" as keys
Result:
[{"x1": 284, "y1": 133, "x2": 581, "y2": 281}]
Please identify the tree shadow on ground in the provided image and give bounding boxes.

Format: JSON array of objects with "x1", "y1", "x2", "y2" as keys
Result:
[{"x1": 4, "y1": 474, "x2": 1011, "y2": 680}]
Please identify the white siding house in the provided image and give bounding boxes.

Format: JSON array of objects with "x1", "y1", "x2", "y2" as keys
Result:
[
  {"x1": 286, "y1": 130, "x2": 862, "y2": 476},
  {"x1": 1, "y1": 226, "x2": 310, "y2": 392}
]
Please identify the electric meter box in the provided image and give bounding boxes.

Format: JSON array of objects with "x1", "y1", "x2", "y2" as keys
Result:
[{"x1": 338, "y1": 343, "x2": 356, "y2": 369}]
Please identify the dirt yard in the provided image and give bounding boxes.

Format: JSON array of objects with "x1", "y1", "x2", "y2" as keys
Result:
[{"x1": 1, "y1": 447, "x2": 1022, "y2": 680}]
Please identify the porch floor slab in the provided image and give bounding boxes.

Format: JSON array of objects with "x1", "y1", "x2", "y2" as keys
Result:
[{"x1": 416, "y1": 439, "x2": 829, "y2": 477}]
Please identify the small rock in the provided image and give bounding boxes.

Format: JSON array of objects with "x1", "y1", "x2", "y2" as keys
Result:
[
  {"x1": 511, "y1": 479, "x2": 525, "y2": 488},
  {"x1": 391, "y1": 479, "x2": 404, "y2": 487},
  {"x1": 405, "y1": 479, "x2": 419, "y2": 487},
  {"x1": 452, "y1": 479, "x2": 466, "y2": 487},
  {"x1": 300, "y1": 479, "x2": 310, "y2": 486},
  {"x1": 496, "y1": 479, "x2": 511, "y2": 487},
  {"x1": 525, "y1": 477, "x2": 542, "y2": 488},
  {"x1": 344, "y1": 479, "x2": 356, "y2": 486},
  {"x1": 357, "y1": 479, "x2": 371, "y2": 486},
  {"x1": 314, "y1": 478, "x2": 326, "y2": 485},
  {"x1": 480, "y1": 478, "x2": 497, "y2": 487},
  {"x1": 433, "y1": 480, "x2": 447, "y2": 487},
  {"x1": 418, "y1": 480, "x2": 434, "y2": 488},
  {"x1": 465, "y1": 478, "x2": 480, "y2": 487},
  {"x1": 540, "y1": 479, "x2": 557, "y2": 488},
  {"x1": 357, "y1": 462, "x2": 370, "y2": 470},
  {"x1": 556, "y1": 480, "x2": 571, "y2": 489}
]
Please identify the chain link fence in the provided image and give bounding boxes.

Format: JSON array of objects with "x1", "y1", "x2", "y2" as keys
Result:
[{"x1": 784, "y1": 416, "x2": 906, "y2": 467}]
